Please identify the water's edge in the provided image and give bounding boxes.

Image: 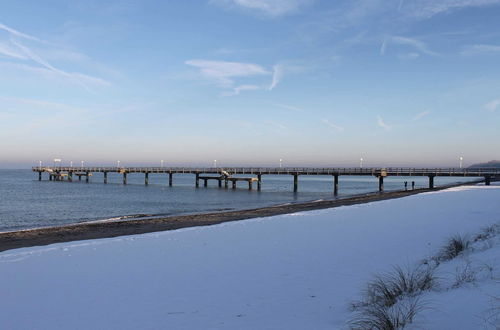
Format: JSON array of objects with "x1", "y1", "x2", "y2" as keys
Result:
[{"x1": 0, "y1": 180, "x2": 483, "y2": 252}]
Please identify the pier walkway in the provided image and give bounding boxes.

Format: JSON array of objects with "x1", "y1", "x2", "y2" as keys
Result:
[{"x1": 33, "y1": 166, "x2": 500, "y2": 193}]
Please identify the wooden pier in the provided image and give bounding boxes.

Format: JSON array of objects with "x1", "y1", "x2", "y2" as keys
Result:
[{"x1": 33, "y1": 166, "x2": 499, "y2": 193}]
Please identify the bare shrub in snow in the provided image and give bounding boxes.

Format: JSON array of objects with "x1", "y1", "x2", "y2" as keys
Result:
[
  {"x1": 363, "y1": 266, "x2": 435, "y2": 307},
  {"x1": 452, "y1": 261, "x2": 476, "y2": 288},
  {"x1": 349, "y1": 297, "x2": 422, "y2": 330},
  {"x1": 437, "y1": 235, "x2": 470, "y2": 261},
  {"x1": 474, "y1": 223, "x2": 500, "y2": 242},
  {"x1": 349, "y1": 266, "x2": 433, "y2": 329}
]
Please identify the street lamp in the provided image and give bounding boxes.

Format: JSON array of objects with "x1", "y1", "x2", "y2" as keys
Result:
[
  {"x1": 54, "y1": 158, "x2": 61, "y2": 168},
  {"x1": 81, "y1": 160, "x2": 84, "y2": 168},
  {"x1": 117, "y1": 160, "x2": 121, "y2": 168},
  {"x1": 360, "y1": 157, "x2": 364, "y2": 168},
  {"x1": 161, "y1": 160, "x2": 164, "y2": 168},
  {"x1": 459, "y1": 156, "x2": 463, "y2": 169},
  {"x1": 279, "y1": 159, "x2": 283, "y2": 168},
  {"x1": 214, "y1": 160, "x2": 217, "y2": 168},
  {"x1": 39, "y1": 160, "x2": 42, "y2": 168},
  {"x1": 70, "y1": 161, "x2": 73, "y2": 168}
]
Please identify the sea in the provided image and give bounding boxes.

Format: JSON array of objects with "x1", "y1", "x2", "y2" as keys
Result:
[{"x1": 0, "y1": 169, "x2": 478, "y2": 232}]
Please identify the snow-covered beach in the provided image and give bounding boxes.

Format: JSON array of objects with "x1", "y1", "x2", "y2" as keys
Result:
[{"x1": 0, "y1": 183, "x2": 498, "y2": 329}]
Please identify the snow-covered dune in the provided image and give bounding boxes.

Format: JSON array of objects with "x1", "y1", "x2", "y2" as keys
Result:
[{"x1": 0, "y1": 184, "x2": 499, "y2": 329}]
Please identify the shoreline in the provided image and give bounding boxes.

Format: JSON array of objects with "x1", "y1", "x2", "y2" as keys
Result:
[{"x1": 0, "y1": 181, "x2": 482, "y2": 252}]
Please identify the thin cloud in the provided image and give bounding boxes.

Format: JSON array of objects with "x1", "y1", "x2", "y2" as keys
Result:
[
  {"x1": 380, "y1": 37, "x2": 388, "y2": 55},
  {"x1": 210, "y1": 0, "x2": 313, "y2": 16},
  {"x1": 185, "y1": 59, "x2": 269, "y2": 87},
  {"x1": 0, "y1": 41, "x2": 28, "y2": 59},
  {"x1": 461, "y1": 44, "x2": 500, "y2": 55},
  {"x1": 412, "y1": 110, "x2": 430, "y2": 121},
  {"x1": 222, "y1": 84, "x2": 262, "y2": 96},
  {"x1": 383, "y1": 36, "x2": 439, "y2": 56},
  {"x1": 377, "y1": 115, "x2": 391, "y2": 130},
  {"x1": 406, "y1": 0, "x2": 500, "y2": 19},
  {"x1": 10, "y1": 39, "x2": 109, "y2": 90},
  {"x1": 0, "y1": 23, "x2": 41, "y2": 42},
  {"x1": 269, "y1": 64, "x2": 284, "y2": 90},
  {"x1": 484, "y1": 99, "x2": 500, "y2": 112},
  {"x1": 271, "y1": 102, "x2": 305, "y2": 112},
  {"x1": 322, "y1": 119, "x2": 344, "y2": 132},
  {"x1": 0, "y1": 22, "x2": 109, "y2": 91}
]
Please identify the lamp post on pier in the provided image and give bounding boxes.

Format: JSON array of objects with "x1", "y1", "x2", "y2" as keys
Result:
[
  {"x1": 161, "y1": 160, "x2": 164, "y2": 168},
  {"x1": 81, "y1": 161, "x2": 84, "y2": 168},
  {"x1": 214, "y1": 160, "x2": 217, "y2": 168},
  {"x1": 360, "y1": 157, "x2": 363, "y2": 168},
  {"x1": 117, "y1": 160, "x2": 121, "y2": 168},
  {"x1": 70, "y1": 161, "x2": 73, "y2": 168},
  {"x1": 279, "y1": 159, "x2": 283, "y2": 168},
  {"x1": 459, "y1": 156, "x2": 463, "y2": 169}
]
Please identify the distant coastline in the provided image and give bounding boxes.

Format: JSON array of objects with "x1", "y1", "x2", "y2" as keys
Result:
[{"x1": 0, "y1": 179, "x2": 484, "y2": 252}]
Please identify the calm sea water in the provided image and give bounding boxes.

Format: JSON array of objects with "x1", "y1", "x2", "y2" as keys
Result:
[{"x1": 0, "y1": 169, "x2": 477, "y2": 232}]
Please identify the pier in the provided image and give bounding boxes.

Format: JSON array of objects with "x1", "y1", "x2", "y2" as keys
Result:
[{"x1": 33, "y1": 166, "x2": 499, "y2": 193}]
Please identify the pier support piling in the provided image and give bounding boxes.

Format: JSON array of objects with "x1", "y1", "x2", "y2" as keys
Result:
[
  {"x1": 378, "y1": 176, "x2": 384, "y2": 192},
  {"x1": 218, "y1": 179, "x2": 222, "y2": 188},
  {"x1": 428, "y1": 175, "x2": 434, "y2": 189},
  {"x1": 104, "y1": 172, "x2": 108, "y2": 184},
  {"x1": 224, "y1": 179, "x2": 228, "y2": 188},
  {"x1": 333, "y1": 174, "x2": 339, "y2": 195},
  {"x1": 232, "y1": 180, "x2": 237, "y2": 189},
  {"x1": 257, "y1": 174, "x2": 262, "y2": 191},
  {"x1": 248, "y1": 181, "x2": 253, "y2": 190},
  {"x1": 485, "y1": 175, "x2": 491, "y2": 186},
  {"x1": 169, "y1": 173, "x2": 173, "y2": 186},
  {"x1": 123, "y1": 172, "x2": 127, "y2": 185},
  {"x1": 195, "y1": 173, "x2": 200, "y2": 188},
  {"x1": 145, "y1": 173, "x2": 149, "y2": 185},
  {"x1": 293, "y1": 174, "x2": 298, "y2": 192},
  {"x1": 78, "y1": 175, "x2": 81, "y2": 181},
  {"x1": 38, "y1": 172, "x2": 42, "y2": 181},
  {"x1": 68, "y1": 172, "x2": 73, "y2": 182},
  {"x1": 204, "y1": 179, "x2": 208, "y2": 187},
  {"x1": 86, "y1": 172, "x2": 90, "y2": 183}
]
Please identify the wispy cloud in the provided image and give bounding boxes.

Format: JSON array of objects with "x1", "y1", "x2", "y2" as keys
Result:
[
  {"x1": 0, "y1": 41, "x2": 28, "y2": 59},
  {"x1": 322, "y1": 119, "x2": 344, "y2": 132},
  {"x1": 222, "y1": 84, "x2": 262, "y2": 96},
  {"x1": 210, "y1": 0, "x2": 313, "y2": 16},
  {"x1": 461, "y1": 44, "x2": 500, "y2": 55},
  {"x1": 377, "y1": 115, "x2": 391, "y2": 130},
  {"x1": 0, "y1": 23, "x2": 41, "y2": 42},
  {"x1": 382, "y1": 36, "x2": 438, "y2": 56},
  {"x1": 269, "y1": 64, "x2": 284, "y2": 90},
  {"x1": 185, "y1": 59, "x2": 269, "y2": 87},
  {"x1": 412, "y1": 110, "x2": 430, "y2": 121},
  {"x1": 270, "y1": 102, "x2": 305, "y2": 112},
  {"x1": 484, "y1": 99, "x2": 500, "y2": 112},
  {"x1": 406, "y1": 0, "x2": 500, "y2": 19},
  {"x1": 0, "y1": 22, "x2": 110, "y2": 91}
]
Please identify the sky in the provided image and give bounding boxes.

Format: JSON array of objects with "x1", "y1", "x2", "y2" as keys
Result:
[{"x1": 1, "y1": 0, "x2": 500, "y2": 168}]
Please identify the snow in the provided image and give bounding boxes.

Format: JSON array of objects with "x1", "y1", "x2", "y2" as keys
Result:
[{"x1": 0, "y1": 184, "x2": 499, "y2": 329}]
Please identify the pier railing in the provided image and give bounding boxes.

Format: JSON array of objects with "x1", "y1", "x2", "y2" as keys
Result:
[{"x1": 32, "y1": 166, "x2": 500, "y2": 176}]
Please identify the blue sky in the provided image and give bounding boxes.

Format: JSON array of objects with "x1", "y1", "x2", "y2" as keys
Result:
[{"x1": 1, "y1": 0, "x2": 499, "y2": 168}]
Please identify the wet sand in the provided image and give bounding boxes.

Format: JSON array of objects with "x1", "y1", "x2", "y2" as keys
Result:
[{"x1": 0, "y1": 182, "x2": 481, "y2": 252}]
